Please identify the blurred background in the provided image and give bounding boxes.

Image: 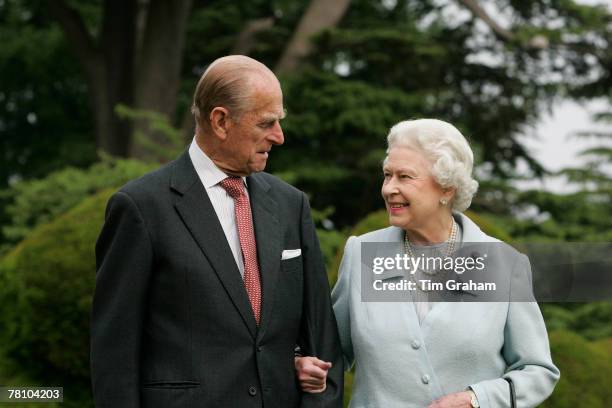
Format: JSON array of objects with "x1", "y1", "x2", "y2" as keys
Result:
[{"x1": 0, "y1": 0, "x2": 610, "y2": 406}]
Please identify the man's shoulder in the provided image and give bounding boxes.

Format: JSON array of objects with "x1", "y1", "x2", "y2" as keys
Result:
[
  {"x1": 116, "y1": 155, "x2": 183, "y2": 201},
  {"x1": 121, "y1": 163, "x2": 171, "y2": 192},
  {"x1": 251, "y1": 172, "x2": 304, "y2": 198}
]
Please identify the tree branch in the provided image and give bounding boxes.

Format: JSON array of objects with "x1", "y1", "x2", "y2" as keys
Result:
[
  {"x1": 48, "y1": 0, "x2": 100, "y2": 74},
  {"x1": 275, "y1": 0, "x2": 351, "y2": 75},
  {"x1": 457, "y1": 0, "x2": 549, "y2": 49},
  {"x1": 457, "y1": 0, "x2": 515, "y2": 42},
  {"x1": 231, "y1": 17, "x2": 275, "y2": 55}
]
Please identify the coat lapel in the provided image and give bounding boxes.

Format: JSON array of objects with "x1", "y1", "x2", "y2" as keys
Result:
[
  {"x1": 247, "y1": 174, "x2": 281, "y2": 337},
  {"x1": 170, "y1": 152, "x2": 257, "y2": 338}
]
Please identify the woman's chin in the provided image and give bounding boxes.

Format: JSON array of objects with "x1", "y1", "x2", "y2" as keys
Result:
[{"x1": 388, "y1": 216, "x2": 408, "y2": 229}]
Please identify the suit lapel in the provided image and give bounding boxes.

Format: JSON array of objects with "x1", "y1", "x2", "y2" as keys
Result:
[
  {"x1": 171, "y1": 152, "x2": 257, "y2": 338},
  {"x1": 247, "y1": 174, "x2": 281, "y2": 337}
]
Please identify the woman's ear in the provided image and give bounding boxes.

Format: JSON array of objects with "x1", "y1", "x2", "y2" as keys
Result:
[{"x1": 442, "y1": 187, "x2": 456, "y2": 203}]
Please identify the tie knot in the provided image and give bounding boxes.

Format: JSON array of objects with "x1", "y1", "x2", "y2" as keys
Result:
[{"x1": 220, "y1": 177, "x2": 245, "y2": 199}]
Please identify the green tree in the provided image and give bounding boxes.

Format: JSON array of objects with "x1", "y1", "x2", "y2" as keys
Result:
[
  {"x1": 270, "y1": 0, "x2": 612, "y2": 227},
  {"x1": 0, "y1": 0, "x2": 95, "y2": 188},
  {"x1": 478, "y1": 106, "x2": 611, "y2": 242},
  {"x1": 4, "y1": 0, "x2": 612, "y2": 207}
]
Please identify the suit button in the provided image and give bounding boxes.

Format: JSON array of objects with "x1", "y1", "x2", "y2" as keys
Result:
[
  {"x1": 411, "y1": 340, "x2": 421, "y2": 350},
  {"x1": 421, "y1": 374, "x2": 430, "y2": 384},
  {"x1": 257, "y1": 345, "x2": 263, "y2": 352},
  {"x1": 248, "y1": 386, "x2": 257, "y2": 396}
]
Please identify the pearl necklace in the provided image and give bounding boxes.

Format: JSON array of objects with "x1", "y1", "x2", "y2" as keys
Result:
[{"x1": 403, "y1": 218, "x2": 458, "y2": 277}]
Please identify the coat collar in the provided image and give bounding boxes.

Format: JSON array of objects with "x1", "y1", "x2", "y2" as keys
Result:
[
  {"x1": 382, "y1": 212, "x2": 495, "y2": 244},
  {"x1": 169, "y1": 150, "x2": 200, "y2": 196}
]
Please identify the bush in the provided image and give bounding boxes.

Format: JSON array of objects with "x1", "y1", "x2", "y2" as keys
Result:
[
  {"x1": 310, "y1": 207, "x2": 348, "y2": 274},
  {"x1": 541, "y1": 330, "x2": 612, "y2": 408},
  {"x1": 1, "y1": 157, "x2": 154, "y2": 251},
  {"x1": 541, "y1": 303, "x2": 612, "y2": 340},
  {"x1": 0, "y1": 189, "x2": 113, "y2": 407}
]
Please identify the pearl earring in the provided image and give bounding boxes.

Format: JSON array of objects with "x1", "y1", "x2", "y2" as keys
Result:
[{"x1": 440, "y1": 198, "x2": 448, "y2": 206}]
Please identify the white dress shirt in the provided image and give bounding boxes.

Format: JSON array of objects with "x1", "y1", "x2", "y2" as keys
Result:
[{"x1": 188, "y1": 138, "x2": 248, "y2": 277}]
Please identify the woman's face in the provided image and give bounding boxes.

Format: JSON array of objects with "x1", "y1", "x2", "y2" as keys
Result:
[{"x1": 381, "y1": 146, "x2": 448, "y2": 231}]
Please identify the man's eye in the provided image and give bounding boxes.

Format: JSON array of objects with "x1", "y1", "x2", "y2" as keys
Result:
[{"x1": 260, "y1": 122, "x2": 275, "y2": 129}]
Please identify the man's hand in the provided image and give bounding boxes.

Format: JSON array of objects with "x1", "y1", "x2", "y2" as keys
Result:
[
  {"x1": 428, "y1": 391, "x2": 473, "y2": 408},
  {"x1": 294, "y1": 356, "x2": 332, "y2": 393}
]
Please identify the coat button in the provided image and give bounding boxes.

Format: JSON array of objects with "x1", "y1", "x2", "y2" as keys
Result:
[
  {"x1": 421, "y1": 374, "x2": 430, "y2": 384},
  {"x1": 257, "y1": 345, "x2": 263, "y2": 352},
  {"x1": 248, "y1": 386, "x2": 257, "y2": 396},
  {"x1": 411, "y1": 340, "x2": 421, "y2": 350}
]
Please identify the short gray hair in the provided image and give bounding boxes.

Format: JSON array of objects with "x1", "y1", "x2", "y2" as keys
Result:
[
  {"x1": 191, "y1": 55, "x2": 277, "y2": 128},
  {"x1": 385, "y1": 119, "x2": 479, "y2": 212}
]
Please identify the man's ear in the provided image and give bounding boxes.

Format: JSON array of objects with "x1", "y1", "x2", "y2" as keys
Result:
[{"x1": 209, "y1": 107, "x2": 231, "y2": 140}]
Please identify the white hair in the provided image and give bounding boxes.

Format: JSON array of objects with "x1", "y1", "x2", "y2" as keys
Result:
[{"x1": 385, "y1": 119, "x2": 479, "y2": 212}]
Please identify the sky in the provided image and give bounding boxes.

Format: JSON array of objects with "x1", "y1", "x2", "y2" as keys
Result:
[
  {"x1": 513, "y1": 0, "x2": 611, "y2": 193},
  {"x1": 433, "y1": 0, "x2": 612, "y2": 193},
  {"x1": 517, "y1": 99, "x2": 611, "y2": 193}
]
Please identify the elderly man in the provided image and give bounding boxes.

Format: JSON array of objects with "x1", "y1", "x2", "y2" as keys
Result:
[{"x1": 92, "y1": 55, "x2": 343, "y2": 408}]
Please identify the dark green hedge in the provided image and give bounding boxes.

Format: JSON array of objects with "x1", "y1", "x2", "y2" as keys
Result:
[
  {"x1": 541, "y1": 330, "x2": 612, "y2": 408},
  {"x1": 0, "y1": 189, "x2": 113, "y2": 407}
]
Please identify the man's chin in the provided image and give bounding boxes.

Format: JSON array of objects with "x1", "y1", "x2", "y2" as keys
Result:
[{"x1": 249, "y1": 162, "x2": 268, "y2": 174}]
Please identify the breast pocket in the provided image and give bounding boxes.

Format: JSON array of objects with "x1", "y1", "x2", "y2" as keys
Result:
[{"x1": 278, "y1": 256, "x2": 303, "y2": 316}]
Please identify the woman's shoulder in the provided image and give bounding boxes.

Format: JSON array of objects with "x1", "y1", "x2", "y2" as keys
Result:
[
  {"x1": 338, "y1": 226, "x2": 402, "y2": 262},
  {"x1": 350, "y1": 226, "x2": 403, "y2": 244}
]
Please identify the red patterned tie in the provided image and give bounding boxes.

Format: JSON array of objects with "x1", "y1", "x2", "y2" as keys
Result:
[{"x1": 220, "y1": 177, "x2": 262, "y2": 324}]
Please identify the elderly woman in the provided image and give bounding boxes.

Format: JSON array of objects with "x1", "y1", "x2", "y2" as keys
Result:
[{"x1": 296, "y1": 119, "x2": 559, "y2": 407}]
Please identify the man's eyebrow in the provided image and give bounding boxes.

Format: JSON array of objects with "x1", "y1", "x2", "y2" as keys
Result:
[{"x1": 261, "y1": 111, "x2": 286, "y2": 122}]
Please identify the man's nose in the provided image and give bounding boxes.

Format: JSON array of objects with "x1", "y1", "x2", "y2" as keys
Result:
[{"x1": 269, "y1": 122, "x2": 284, "y2": 145}]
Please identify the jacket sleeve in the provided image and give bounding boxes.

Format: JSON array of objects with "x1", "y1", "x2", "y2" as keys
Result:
[
  {"x1": 469, "y1": 254, "x2": 560, "y2": 408},
  {"x1": 331, "y1": 236, "x2": 356, "y2": 369},
  {"x1": 91, "y1": 191, "x2": 153, "y2": 408},
  {"x1": 297, "y1": 192, "x2": 344, "y2": 408}
]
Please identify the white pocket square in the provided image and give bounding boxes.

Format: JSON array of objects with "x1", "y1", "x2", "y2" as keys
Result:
[{"x1": 281, "y1": 249, "x2": 302, "y2": 260}]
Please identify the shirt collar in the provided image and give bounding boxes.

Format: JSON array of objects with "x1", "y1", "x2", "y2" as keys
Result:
[{"x1": 188, "y1": 137, "x2": 247, "y2": 189}]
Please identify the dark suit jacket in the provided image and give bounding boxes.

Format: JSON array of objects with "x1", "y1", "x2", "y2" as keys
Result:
[{"x1": 91, "y1": 151, "x2": 343, "y2": 407}]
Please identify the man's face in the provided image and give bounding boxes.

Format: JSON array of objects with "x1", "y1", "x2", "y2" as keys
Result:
[{"x1": 220, "y1": 80, "x2": 285, "y2": 176}]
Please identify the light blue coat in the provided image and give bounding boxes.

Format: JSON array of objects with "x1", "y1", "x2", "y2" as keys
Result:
[{"x1": 332, "y1": 212, "x2": 559, "y2": 408}]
